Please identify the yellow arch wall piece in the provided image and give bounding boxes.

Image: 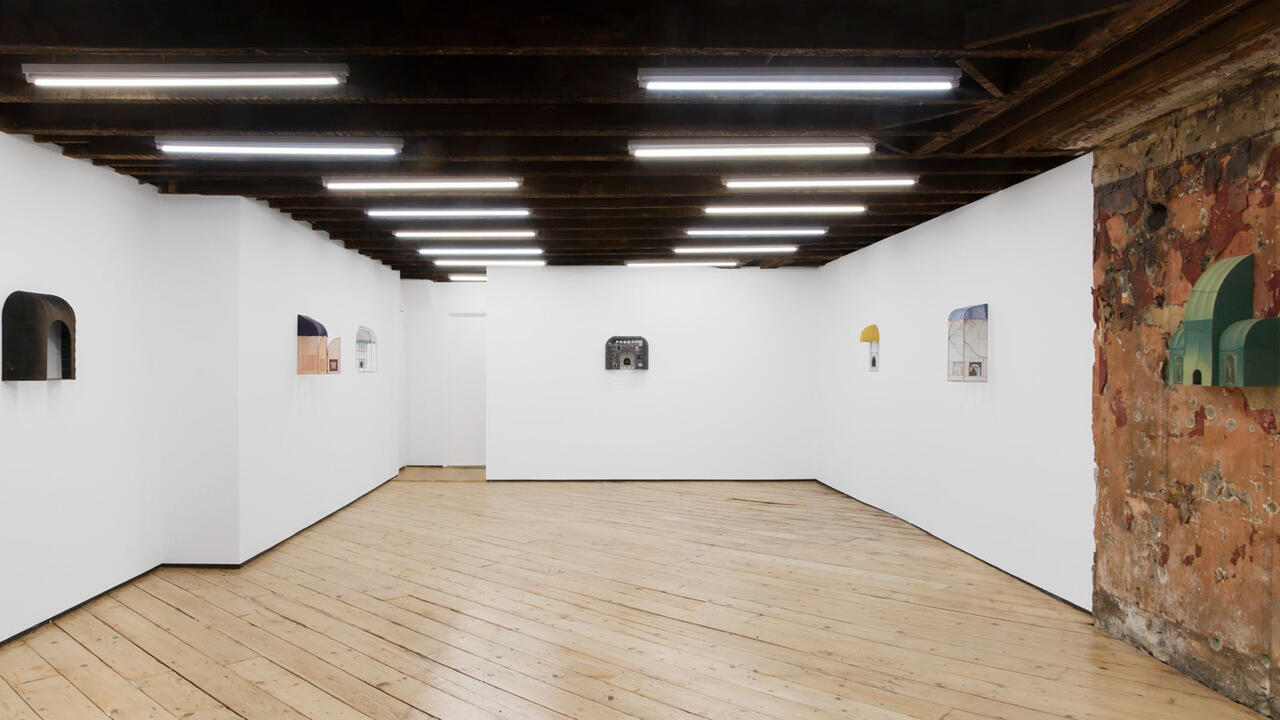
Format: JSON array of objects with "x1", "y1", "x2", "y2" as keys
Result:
[{"x1": 860, "y1": 324, "x2": 879, "y2": 342}]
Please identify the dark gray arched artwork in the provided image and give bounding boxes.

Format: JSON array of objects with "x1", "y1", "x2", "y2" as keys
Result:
[
  {"x1": 2, "y1": 291, "x2": 76, "y2": 381},
  {"x1": 605, "y1": 336, "x2": 648, "y2": 370}
]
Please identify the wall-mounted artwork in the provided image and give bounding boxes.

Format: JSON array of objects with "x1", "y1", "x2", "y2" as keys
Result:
[
  {"x1": 3, "y1": 291, "x2": 76, "y2": 381},
  {"x1": 355, "y1": 326, "x2": 377, "y2": 373},
  {"x1": 948, "y1": 304, "x2": 987, "y2": 382},
  {"x1": 860, "y1": 324, "x2": 880, "y2": 372},
  {"x1": 1168, "y1": 254, "x2": 1278, "y2": 387},
  {"x1": 605, "y1": 336, "x2": 648, "y2": 370},
  {"x1": 297, "y1": 315, "x2": 341, "y2": 375}
]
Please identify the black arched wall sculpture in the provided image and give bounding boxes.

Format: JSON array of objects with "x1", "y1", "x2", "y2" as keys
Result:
[{"x1": 2, "y1": 291, "x2": 76, "y2": 381}]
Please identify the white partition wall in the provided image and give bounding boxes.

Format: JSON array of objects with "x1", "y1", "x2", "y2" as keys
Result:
[
  {"x1": 485, "y1": 266, "x2": 822, "y2": 480},
  {"x1": 0, "y1": 129, "x2": 1096, "y2": 641},
  {"x1": 143, "y1": 196, "x2": 243, "y2": 565},
  {"x1": 235, "y1": 205, "x2": 403, "y2": 560},
  {"x1": 0, "y1": 135, "x2": 403, "y2": 641},
  {"x1": 443, "y1": 312, "x2": 487, "y2": 465},
  {"x1": 0, "y1": 136, "x2": 234, "y2": 641},
  {"x1": 481, "y1": 156, "x2": 1096, "y2": 607},
  {"x1": 401, "y1": 280, "x2": 488, "y2": 466},
  {"x1": 815, "y1": 155, "x2": 1097, "y2": 608}
]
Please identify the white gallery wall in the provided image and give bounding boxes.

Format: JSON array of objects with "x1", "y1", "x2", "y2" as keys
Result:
[
  {"x1": 486, "y1": 266, "x2": 822, "y2": 480},
  {"x1": 0, "y1": 135, "x2": 206, "y2": 642},
  {"x1": 141, "y1": 195, "x2": 243, "y2": 564},
  {"x1": 0, "y1": 134, "x2": 403, "y2": 641},
  {"x1": 0, "y1": 127, "x2": 1096, "y2": 640},
  {"x1": 480, "y1": 156, "x2": 1095, "y2": 606},
  {"x1": 815, "y1": 154, "x2": 1096, "y2": 607},
  {"x1": 235, "y1": 205, "x2": 403, "y2": 560},
  {"x1": 401, "y1": 280, "x2": 487, "y2": 466}
]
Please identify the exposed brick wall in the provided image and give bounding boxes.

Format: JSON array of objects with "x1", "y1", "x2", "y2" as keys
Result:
[{"x1": 1093, "y1": 71, "x2": 1280, "y2": 717}]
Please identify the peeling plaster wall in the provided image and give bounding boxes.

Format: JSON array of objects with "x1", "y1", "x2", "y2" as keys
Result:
[{"x1": 1093, "y1": 71, "x2": 1280, "y2": 717}]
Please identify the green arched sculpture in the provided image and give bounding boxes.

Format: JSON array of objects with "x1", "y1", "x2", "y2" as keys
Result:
[{"x1": 1168, "y1": 254, "x2": 1278, "y2": 387}]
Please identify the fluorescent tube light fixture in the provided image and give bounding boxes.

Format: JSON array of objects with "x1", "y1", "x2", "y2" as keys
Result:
[
  {"x1": 724, "y1": 176, "x2": 917, "y2": 189},
  {"x1": 675, "y1": 245, "x2": 798, "y2": 254},
  {"x1": 629, "y1": 139, "x2": 873, "y2": 159},
  {"x1": 434, "y1": 259, "x2": 547, "y2": 267},
  {"x1": 685, "y1": 227, "x2": 826, "y2": 237},
  {"x1": 23, "y1": 63, "x2": 348, "y2": 88},
  {"x1": 324, "y1": 177, "x2": 522, "y2": 191},
  {"x1": 448, "y1": 274, "x2": 488, "y2": 282},
  {"x1": 157, "y1": 137, "x2": 401, "y2": 158},
  {"x1": 394, "y1": 230, "x2": 536, "y2": 239},
  {"x1": 705, "y1": 204, "x2": 866, "y2": 215},
  {"x1": 626, "y1": 260, "x2": 740, "y2": 267},
  {"x1": 639, "y1": 68, "x2": 961, "y2": 93},
  {"x1": 368, "y1": 208, "x2": 530, "y2": 219},
  {"x1": 418, "y1": 247, "x2": 543, "y2": 256}
]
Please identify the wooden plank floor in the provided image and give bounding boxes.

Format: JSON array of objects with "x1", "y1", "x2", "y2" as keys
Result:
[{"x1": 0, "y1": 480, "x2": 1262, "y2": 719}]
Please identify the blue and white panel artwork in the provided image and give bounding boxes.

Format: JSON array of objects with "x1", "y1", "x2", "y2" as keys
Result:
[{"x1": 947, "y1": 304, "x2": 988, "y2": 383}]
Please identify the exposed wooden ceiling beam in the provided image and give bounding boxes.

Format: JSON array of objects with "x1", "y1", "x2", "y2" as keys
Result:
[
  {"x1": 336, "y1": 232, "x2": 916, "y2": 250},
  {"x1": 0, "y1": 0, "x2": 1257, "y2": 272},
  {"x1": 962, "y1": 1, "x2": 1130, "y2": 49},
  {"x1": 304, "y1": 214, "x2": 939, "y2": 231},
  {"x1": 281, "y1": 204, "x2": 964, "y2": 220},
  {"x1": 0, "y1": 1, "x2": 1068, "y2": 58},
  {"x1": 0, "y1": 102, "x2": 968, "y2": 137},
  {"x1": 0, "y1": 56, "x2": 992, "y2": 106},
  {"x1": 957, "y1": 0, "x2": 1259, "y2": 152},
  {"x1": 953, "y1": 59, "x2": 1005, "y2": 98},
  {"x1": 263, "y1": 193, "x2": 985, "y2": 210},
  {"x1": 150, "y1": 175, "x2": 1008, "y2": 198},
  {"x1": 265, "y1": 195, "x2": 981, "y2": 211},
  {"x1": 93, "y1": 156, "x2": 1063, "y2": 178},
  {"x1": 1004, "y1": 0, "x2": 1280, "y2": 151},
  {"x1": 34, "y1": 134, "x2": 1076, "y2": 161},
  {"x1": 916, "y1": 0, "x2": 1184, "y2": 153},
  {"x1": 287, "y1": 210, "x2": 957, "y2": 224},
  {"x1": 326, "y1": 224, "x2": 920, "y2": 237},
  {"x1": 391, "y1": 256, "x2": 838, "y2": 277}
]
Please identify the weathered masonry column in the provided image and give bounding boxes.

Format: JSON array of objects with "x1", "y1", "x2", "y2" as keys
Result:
[{"x1": 1093, "y1": 71, "x2": 1280, "y2": 716}]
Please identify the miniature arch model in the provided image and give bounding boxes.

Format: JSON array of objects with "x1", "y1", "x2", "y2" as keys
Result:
[
  {"x1": 1168, "y1": 254, "x2": 1278, "y2": 387},
  {"x1": 2, "y1": 291, "x2": 76, "y2": 381},
  {"x1": 947, "y1": 304, "x2": 988, "y2": 382},
  {"x1": 355, "y1": 326, "x2": 377, "y2": 373},
  {"x1": 605, "y1": 336, "x2": 649, "y2": 370},
  {"x1": 860, "y1": 324, "x2": 880, "y2": 371},
  {"x1": 297, "y1": 314, "x2": 341, "y2": 375}
]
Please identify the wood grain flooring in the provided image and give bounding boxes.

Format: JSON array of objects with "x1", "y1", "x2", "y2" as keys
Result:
[{"x1": 0, "y1": 480, "x2": 1262, "y2": 719}]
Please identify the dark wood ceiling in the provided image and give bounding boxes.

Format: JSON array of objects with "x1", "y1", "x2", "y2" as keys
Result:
[{"x1": 0, "y1": 1, "x2": 1273, "y2": 280}]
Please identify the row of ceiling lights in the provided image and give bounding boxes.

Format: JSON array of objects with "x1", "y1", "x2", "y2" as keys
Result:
[
  {"x1": 23, "y1": 64, "x2": 960, "y2": 93},
  {"x1": 23, "y1": 63, "x2": 954, "y2": 278},
  {"x1": 154, "y1": 140, "x2": 915, "y2": 276},
  {"x1": 149, "y1": 138, "x2": 896, "y2": 161}
]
